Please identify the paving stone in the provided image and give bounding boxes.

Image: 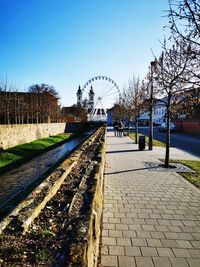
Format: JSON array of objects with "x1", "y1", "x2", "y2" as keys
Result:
[
  {"x1": 145, "y1": 219, "x2": 159, "y2": 225},
  {"x1": 101, "y1": 255, "x2": 118, "y2": 267},
  {"x1": 187, "y1": 259, "x2": 200, "y2": 267},
  {"x1": 155, "y1": 225, "x2": 169, "y2": 232},
  {"x1": 168, "y1": 226, "x2": 183, "y2": 232},
  {"x1": 131, "y1": 238, "x2": 147, "y2": 247},
  {"x1": 162, "y1": 214, "x2": 174, "y2": 220},
  {"x1": 122, "y1": 230, "x2": 136, "y2": 238},
  {"x1": 109, "y1": 230, "x2": 123, "y2": 238},
  {"x1": 142, "y1": 225, "x2": 156, "y2": 231},
  {"x1": 101, "y1": 245, "x2": 109, "y2": 255},
  {"x1": 126, "y1": 212, "x2": 138, "y2": 218},
  {"x1": 150, "y1": 231, "x2": 165, "y2": 239},
  {"x1": 192, "y1": 233, "x2": 200, "y2": 240},
  {"x1": 103, "y1": 217, "x2": 109, "y2": 223},
  {"x1": 173, "y1": 215, "x2": 185, "y2": 220},
  {"x1": 114, "y1": 212, "x2": 126, "y2": 218},
  {"x1": 135, "y1": 256, "x2": 154, "y2": 267},
  {"x1": 109, "y1": 246, "x2": 124, "y2": 256},
  {"x1": 146, "y1": 238, "x2": 163, "y2": 247},
  {"x1": 120, "y1": 218, "x2": 133, "y2": 224},
  {"x1": 191, "y1": 241, "x2": 200, "y2": 249},
  {"x1": 117, "y1": 237, "x2": 132, "y2": 246},
  {"x1": 138, "y1": 213, "x2": 150, "y2": 219},
  {"x1": 102, "y1": 237, "x2": 117, "y2": 246},
  {"x1": 183, "y1": 221, "x2": 197, "y2": 227},
  {"x1": 164, "y1": 232, "x2": 180, "y2": 240},
  {"x1": 104, "y1": 203, "x2": 113, "y2": 208},
  {"x1": 152, "y1": 257, "x2": 172, "y2": 267},
  {"x1": 156, "y1": 247, "x2": 175, "y2": 257},
  {"x1": 109, "y1": 218, "x2": 121, "y2": 224},
  {"x1": 103, "y1": 223, "x2": 116, "y2": 230},
  {"x1": 106, "y1": 207, "x2": 119, "y2": 212},
  {"x1": 176, "y1": 240, "x2": 193, "y2": 249},
  {"x1": 172, "y1": 248, "x2": 191, "y2": 258},
  {"x1": 136, "y1": 230, "x2": 151, "y2": 238},
  {"x1": 181, "y1": 226, "x2": 197, "y2": 233},
  {"x1": 102, "y1": 230, "x2": 109, "y2": 236},
  {"x1": 141, "y1": 247, "x2": 158, "y2": 256},
  {"x1": 118, "y1": 256, "x2": 136, "y2": 267},
  {"x1": 149, "y1": 213, "x2": 162, "y2": 219},
  {"x1": 188, "y1": 249, "x2": 200, "y2": 258},
  {"x1": 125, "y1": 246, "x2": 141, "y2": 256},
  {"x1": 104, "y1": 212, "x2": 114, "y2": 218},
  {"x1": 128, "y1": 224, "x2": 142, "y2": 231},
  {"x1": 115, "y1": 204, "x2": 124, "y2": 208},
  {"x1": 119, "y1": 208, "x2": 130, "y2": 213},
  {"x1": 170, "y1": 258, "x2": 189, "y2": 267},
  {"x1": 115, "y1": 224, "x2": 128, "y2": 230},
  {"x1": 158, "y1": 219, "x2": 172, "y2": 226},
  {"x1": 178, "y1": 233, "x2": 195, "y2": 240}
]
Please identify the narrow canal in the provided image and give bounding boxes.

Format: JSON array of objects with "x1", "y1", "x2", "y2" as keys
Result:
[{"x1": 0, "y1": 132, "x2": 92, "y2": 210}]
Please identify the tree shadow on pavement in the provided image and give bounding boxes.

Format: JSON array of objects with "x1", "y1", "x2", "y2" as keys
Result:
[
  {"x1": 106, "y1": 149, "x2": 145, "y2": 154},
  {"x1": 105, "y1": 167, "x2": 148, "y2": 175}
]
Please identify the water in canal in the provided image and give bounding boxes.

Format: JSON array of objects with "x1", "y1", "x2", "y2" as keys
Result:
[{"x1": 0, "y1": 134, "x2": 91, "y2": 208}]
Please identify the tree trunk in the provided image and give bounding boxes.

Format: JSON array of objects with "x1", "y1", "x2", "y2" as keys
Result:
[
  {"x1": 164, "y1": 105, "x2": 170, "y2": 168},
  {"x1": 149, "y1": 106, "x2": 153, "y2": 150},
  {"x1": 127, "y1": 119, "x2": 130, "y2": 136},
  {"x1": 135, "y1": 116, "x2": 138, "y2": 144}
]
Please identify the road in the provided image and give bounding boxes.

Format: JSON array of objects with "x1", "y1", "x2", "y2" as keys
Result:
[{"x1": 138, "y1": 126, "x2": 200, "y2": 158}]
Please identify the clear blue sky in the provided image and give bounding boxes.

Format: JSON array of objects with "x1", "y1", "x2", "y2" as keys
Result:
[{"x1": 0, "y1": 0, "x2": 169, "y2": 107}]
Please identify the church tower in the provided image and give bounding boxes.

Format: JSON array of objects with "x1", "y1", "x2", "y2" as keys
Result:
[
  {"x1": 76, "y1": 85, "x2": 83, "y2": 106},
  {"x1": 88, "y1": 86, "x2": 95, "y2": 110}
]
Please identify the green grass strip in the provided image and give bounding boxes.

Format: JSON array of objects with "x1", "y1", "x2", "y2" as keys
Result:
[
  {"x1": 172, "y1": 160, "x2": 200, "y2": 189},
  {"x1": 129, "y1": 132, "x2": 165, "y2": 147},
  {"x1": 0, "y1": 134, "x2": 71, "y2": 170}
]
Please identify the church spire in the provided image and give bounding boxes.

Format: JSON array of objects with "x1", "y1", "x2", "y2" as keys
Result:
[{"x1": 76, "y1": 85, "x2": 83, "y2": 106}]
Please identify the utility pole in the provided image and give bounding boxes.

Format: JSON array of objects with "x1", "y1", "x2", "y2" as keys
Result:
[{"x1": 149, "y1": 61, "x2": 156, "y2": 150}]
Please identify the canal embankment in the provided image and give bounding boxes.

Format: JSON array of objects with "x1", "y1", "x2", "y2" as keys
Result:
[
  {"x1": 0, "y1": 126, "x2": 106, "y2": 267},
  {"x1": 0, "y1": 130, "x2": 94, "y2": 217},
  {"x1": 0, "y1": 133, "x2": 72, "y2": 174}
]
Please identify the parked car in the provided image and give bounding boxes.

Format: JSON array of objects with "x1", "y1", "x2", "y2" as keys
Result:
[{"x1": 159, "y1": 122, "x2": 176, "y2": 132}]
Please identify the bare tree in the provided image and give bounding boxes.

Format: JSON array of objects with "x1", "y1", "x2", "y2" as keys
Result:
[
  {"x1": 122, "y1": 76, "x2": 145, "y2": 143},
  {"x1": 0, "y1": 80, "x2": 61, "y2": 124},
  {"x1": 141, "y1": 63, "x2": 161, "y2": 150},
  {"x1": 28, "y1": 83, "x2": 60, "y2": 123},
  {"x1": 112, "y1": 102, "x2": 127, "y2": 122},
  {"x1": 168, "y1": 0, "x2": 200, "y2": 46},
  {"x1": 28, "y1": 83, "x2": 59, "y2": 97},
  {"x1": 171, "y1": 87, "x2": 200, "y2": 119},
  {"x1": 155, "y1": 39, "x2": 192, "y2": 167},
  {"x1": 168, "y1": 0, "x2": 200, "y2": 83}
]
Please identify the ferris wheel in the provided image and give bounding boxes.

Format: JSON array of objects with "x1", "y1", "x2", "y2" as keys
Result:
[{"x1": 81, "y1": 76, "x2": 120, "y2": 122}]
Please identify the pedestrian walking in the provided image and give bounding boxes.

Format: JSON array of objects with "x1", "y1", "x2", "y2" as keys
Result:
[
  {"x1": 113, "y1": 120, "x2": 119, "y2": 136},
  {"x1": 118, "y1": 120, "x2": 124, "y2": 137}
]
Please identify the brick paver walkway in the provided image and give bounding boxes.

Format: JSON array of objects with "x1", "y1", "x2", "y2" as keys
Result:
[{"x1": 101, "y1": 130, "x2": 200, "y2": 267}]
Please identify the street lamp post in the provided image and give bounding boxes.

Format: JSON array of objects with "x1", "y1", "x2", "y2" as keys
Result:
[{"x1": 149, "y1": 60, "x2": 156, "y2": 150}]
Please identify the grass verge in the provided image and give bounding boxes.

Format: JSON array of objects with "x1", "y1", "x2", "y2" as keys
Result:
[
  {"x1": 129, "y1": 132, "x2": 165, "y2": 148},
  {"x1": 0, "y1": 133, "x2": 72, "y2": 173},
  {"x1": 173, "y1": 160, "x2": 200, "y2": 189}
]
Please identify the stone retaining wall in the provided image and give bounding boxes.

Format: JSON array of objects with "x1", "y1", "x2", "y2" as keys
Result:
[{"x1": 0, "y1": 123, "x2": 66, "y2": 150}]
